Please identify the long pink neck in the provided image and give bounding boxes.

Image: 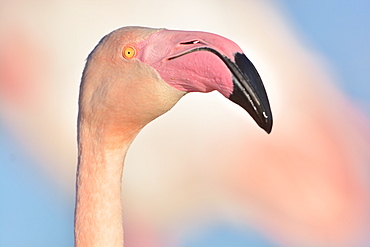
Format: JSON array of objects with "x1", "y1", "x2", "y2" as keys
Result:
[{"x1": 75, "y1": 120, "x2": 141, "y2": 247}]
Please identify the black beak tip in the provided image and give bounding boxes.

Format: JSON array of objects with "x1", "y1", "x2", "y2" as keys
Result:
[
  {"x1": 260, "y1": 114, "x2": 273, "y2": 134},
  {"x1": 228, "y1": 52, "x2": 273, "y2": 134},
  {"x1": 229, "y1": 89, "x2": 273, "y2": 134},
  {"x1": 256, "y1": 106, "x2": 273, "y2": 134}
]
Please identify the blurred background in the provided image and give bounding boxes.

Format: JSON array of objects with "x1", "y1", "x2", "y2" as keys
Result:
[{"x1": 0, "y1": 0, "x2": 369, "y2": 246}]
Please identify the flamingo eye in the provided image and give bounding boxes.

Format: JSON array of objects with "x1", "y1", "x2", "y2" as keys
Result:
[{"x1": 123, "y1": 46, "x2": 136, "y2": 59}]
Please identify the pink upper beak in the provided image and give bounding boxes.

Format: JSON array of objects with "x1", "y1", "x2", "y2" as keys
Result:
[{"x1": 137, "y1": 29, "x2": 273, "y2": 133}]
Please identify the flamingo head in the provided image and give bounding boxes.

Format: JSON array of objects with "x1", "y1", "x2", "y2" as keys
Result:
[{"x1": 82, "y1": 27, "x2": 272, "y2": 133}]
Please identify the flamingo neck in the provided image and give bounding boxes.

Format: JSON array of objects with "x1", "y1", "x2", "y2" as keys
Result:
[{"x1": 75, "y1": 120, "x2": 141, "y2": 247}]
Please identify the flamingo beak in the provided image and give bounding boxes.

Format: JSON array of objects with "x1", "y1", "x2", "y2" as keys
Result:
[{"x1": 169, "y1": 48, "x2": 273, "y2": 133}]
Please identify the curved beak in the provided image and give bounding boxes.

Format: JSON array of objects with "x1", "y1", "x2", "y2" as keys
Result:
[
  {"x1": 228, "y1": 53, "x2": 273, "y2": 134},
  {"x1": 169, "y1": 48, "x2": 273, "y2": 133}
]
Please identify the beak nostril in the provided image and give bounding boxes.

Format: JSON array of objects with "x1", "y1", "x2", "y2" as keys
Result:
[{"x1": 180, "y1": 40, "x2": 201, "y2": 45}]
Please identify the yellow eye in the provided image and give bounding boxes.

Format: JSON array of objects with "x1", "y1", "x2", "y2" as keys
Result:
[{"x1": 123, "y1": 46, "x2": 136, "y2": 59}]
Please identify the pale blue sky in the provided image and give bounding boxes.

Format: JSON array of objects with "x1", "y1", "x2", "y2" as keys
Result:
[{"x1": 278, "y1": 0, "x2": 370, "y2": 115}]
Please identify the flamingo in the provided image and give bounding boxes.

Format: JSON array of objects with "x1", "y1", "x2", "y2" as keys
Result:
[{"x1": 75, "y1": 26, "x2": 272, "y2": 247}]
